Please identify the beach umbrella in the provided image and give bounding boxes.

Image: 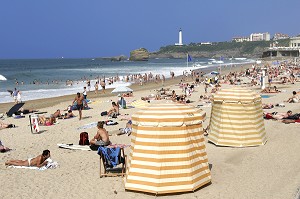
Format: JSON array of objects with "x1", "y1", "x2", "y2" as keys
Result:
[
  {"x1": 0, "y1": 74, "x2": 7, "y2": 81},
  {"x1": 130, "y1": 100, "x2": 150, "y2": 109},
  {"x1": 111, "y1": 86, "x2": 133, "y2": 94},
  {"x1": 125, "y1": 103, "x2": 211, "y2": 194},
  {"x1": 210, "y1": 71, "x2": 219, "y2": 75},
  {"x1": 208, "y1": 88, "x2": 267, "y2": 147},
  {"x1": 7, "y1": 102, "x2": 25, "y2": 117}
]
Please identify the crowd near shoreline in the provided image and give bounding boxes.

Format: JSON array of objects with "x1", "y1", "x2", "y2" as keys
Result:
[{"x1": 0, "y1": 58, "x2": 300, "y2": 199}]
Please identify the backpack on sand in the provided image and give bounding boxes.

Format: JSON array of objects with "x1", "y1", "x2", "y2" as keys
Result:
[{"x1": 79, "y1": 132, "x2": 90, "y2": 145}]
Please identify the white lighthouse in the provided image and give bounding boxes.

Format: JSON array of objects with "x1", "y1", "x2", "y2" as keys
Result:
[{"x1": 175, "y1": 28, "x2": 183, "y2": 46}]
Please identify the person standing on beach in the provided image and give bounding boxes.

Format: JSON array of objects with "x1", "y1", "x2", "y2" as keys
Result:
[
  {"x1": 100, "y1": 79, "x2": 106, "y2": 94},
  {"x1": 12, "y1": 88, "x2": 18, "y2": 104},
  {"x1": 87, "y1": 80, "x2": 91, "y2": 91},
  {"x1": 83, "y1": 87, "x2": 87, "y2": 99},
  {"x1": 73, "y1": 92, "x2": 84, "y2": 120},
  {"x1": 94, "y1": 81, "x2": 99, "y2": 94},
  {"x1": 17, "y1": 90, "x2": 22, "y2": 103}
]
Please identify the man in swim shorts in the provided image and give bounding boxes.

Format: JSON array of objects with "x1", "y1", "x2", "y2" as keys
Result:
[
  {"x1": 89, "y1": 121, "x2": 111, "y2": 150},
  {"x1": 73, "y1": 92, "x2": 84, "y2": 120},
  {"x1": 5, "y1": 150, "x2": 51, "y2": 167}
]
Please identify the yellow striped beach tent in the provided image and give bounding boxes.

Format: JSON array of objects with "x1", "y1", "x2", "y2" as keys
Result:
[
  {"x1": 125, "y1": 103, "x2": 211, "y2": 194},
  {"x1": 130, "y1": 100, "x2": 150, "y2": 109},
  {"x1": 208, "y1": 88, "x2": 267, "y2": 147}
]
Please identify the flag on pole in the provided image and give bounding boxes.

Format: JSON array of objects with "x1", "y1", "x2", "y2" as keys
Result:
[{"x1": 188, "y1": 54, "x2": 192, "y2": 62}]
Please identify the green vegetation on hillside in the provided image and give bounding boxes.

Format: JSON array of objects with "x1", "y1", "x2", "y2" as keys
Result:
[{"x1": 158, "y1": 39, "x2": 290, "y2": 54}]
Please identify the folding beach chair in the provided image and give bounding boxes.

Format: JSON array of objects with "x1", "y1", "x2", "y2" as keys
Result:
[
  {"x1": 29, "y1": 114, "x2": 40, "y2": 134},
  {"x1": 97, "y1": 146, "x2": 126, "y2": 178}
]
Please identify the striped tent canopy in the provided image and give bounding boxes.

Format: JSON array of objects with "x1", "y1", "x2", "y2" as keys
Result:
[
  {"x1": 208, "y1": 88, "x2": 267, "y2": 147},
  {"x1": 130, "y1": 100, "x2": 150, "y2": 109},
  {"x1": 125, "y1": 103, "x2": 211, "y2": 194}
]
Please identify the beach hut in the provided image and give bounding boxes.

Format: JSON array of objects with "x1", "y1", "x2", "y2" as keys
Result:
[
  {"x1": 125, "y1": 103, "x2": 211, "y2": 194},
  {"x1": 130, "y1": 100, "x2": 150, "y2": 109},
  {"x1": 208, "y1": 88, "x2": 267, "y2": 147}
]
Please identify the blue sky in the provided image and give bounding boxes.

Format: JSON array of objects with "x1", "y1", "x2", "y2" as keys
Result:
[{"x1": 0, "y1": 0, "x2": 299, "y2": 59}]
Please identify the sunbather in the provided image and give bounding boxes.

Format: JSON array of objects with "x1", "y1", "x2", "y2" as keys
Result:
[
  {"x1": 285, "y1": 91, "x2": 299, "y2": 103},
  {"x1": 38, "y1": 115, "x2": 55, "y2": 126},
  {"x1": 107, "y1": 102, "x2": 119, "y2": 117},
  {"x1": 13, "y1": 108, "x2": 38, "y2": 115},
  {"x1": 5, "y1": 149, "x2": 51, "y2": 167},
  {"x1": 0, "y1": 140, "x2": 11, "y2": 153},
  {"x1": 0, "y1": 121, "x2": 16, "y2": 129},
  {"x1": 264, "y1": 110, "x2": 293, "y2": 120},
  {"x1": 62, "y1": 110, "x2": 75, "y2": 119},
  {"x1": 261, "y1": 86, "x2": 280, "y2": 93},
  {"x1": 117, "y1": 120, "x2": 132, "y2": 136},
  {"x1": 90, "y1": 121, "x2": 111, "y2": 148},
  {"x1": 262, "y1": 103, "x2": 274, "y2": 109},
  {"x1": 282, "y1": 119, "x2": 300, "y2": 124}
]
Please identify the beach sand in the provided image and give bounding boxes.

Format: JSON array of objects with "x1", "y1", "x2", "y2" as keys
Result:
[{"x1": 0, "y1": 63, "x2": 299, "y2": 199}]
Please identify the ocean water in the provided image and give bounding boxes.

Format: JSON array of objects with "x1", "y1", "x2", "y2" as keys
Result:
[{"x1": 0, "y1": 58, "x2": 255, "y2": 103}]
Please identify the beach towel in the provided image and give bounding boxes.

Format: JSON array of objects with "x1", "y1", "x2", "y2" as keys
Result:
[
  {"x1": 8, "y1": 158, "x2": 58, "y2": 170},
  {"x1": 76, "y1": 122, "x2": 97, "y2": 130},
  {"x1": 97, "y1": 147, "x2": 121, "y2": 168},
  {"x1": 106, "y1": 120, "x2": 118, "y2": 125},
  {"x1": 14, "y1": 115, "x2": 25, "y2": 119},
  {"x1": 109, "y1": 144, "x2": 130, "y2": 148}
]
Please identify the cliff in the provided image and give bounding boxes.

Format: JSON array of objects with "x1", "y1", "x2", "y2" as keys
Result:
[
  {"x1": 149, "y1": 47, "x2": 264, "y2": 59},
  {"x1": 129, "y1": 48, "x2": 149, "y2": 61}
]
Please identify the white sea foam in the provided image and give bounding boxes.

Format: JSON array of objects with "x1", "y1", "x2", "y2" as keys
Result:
[
  {"x1": 0, "y1": 81, "x2": 132, "y2": 103},
  {"x1": 0, "y1": 58, "x2": 255, "y2": 103}
]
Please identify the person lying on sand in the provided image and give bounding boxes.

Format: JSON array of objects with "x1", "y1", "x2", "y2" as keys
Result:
[
  {"x1": 0, "y1": 121, "x2": 16, "y2": 129},
  {"x1": 5, "y1": 149, "x2": 51, "y2": 167},
  {"x1": 262, "y1": 103, "x2": 274, "y2": 109},
  {"x1": 0, "y1": 140, "x2": 11, "y2": 153},
  {"x1": 117, "y1": 120, "x2": 132, "y2": 136},
  {"x1": 285, "y1": 91, "x2": 299, "y2": 103},
  {"x1": 282, "y1": 119, "x2": 300, "y2": 124},
  {"x1": 122, "y1": 92, "x2": 133, "y2": 97},
  {"x1": 38, "y1": 115, "x2": 55, "y2": 126},
  {"x1": 264, "y1": 110, "x2": 293, "y2": 120},
  {"x1": 62, "y1": 110, "x2": 75, "y2": 119},
  {"x1": 261, "y1": 86, "x2": 281, "y2": 93},
  {"x1": 13, "y1": 108, "x2": 38, "y2": 115}
]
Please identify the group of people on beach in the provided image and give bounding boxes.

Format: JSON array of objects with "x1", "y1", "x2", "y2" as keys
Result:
[{"x1": 2, "y1": 57, "x2": 300, "y2": 169}]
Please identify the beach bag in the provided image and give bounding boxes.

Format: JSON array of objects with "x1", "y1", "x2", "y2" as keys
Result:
[
  {"x1": 101, "y1": 111, "x2": 108, "y2": 116},
  {"x1": 79, "y1": 132, "x2": 90, "y2": 145}
]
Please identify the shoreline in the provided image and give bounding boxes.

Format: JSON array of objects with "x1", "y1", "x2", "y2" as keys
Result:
[{"x1": 0, "y1": 62, "x2": 255, "y2": 112}]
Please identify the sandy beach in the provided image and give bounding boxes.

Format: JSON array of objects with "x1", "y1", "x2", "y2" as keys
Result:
[{"x1": 0, "y1": 62, "x2": 299, "y2": 199}]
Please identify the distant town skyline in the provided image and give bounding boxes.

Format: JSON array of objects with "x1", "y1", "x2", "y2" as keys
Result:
[{"x1": 0, "y1": 0, "x2": 299, "y2": 59}]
